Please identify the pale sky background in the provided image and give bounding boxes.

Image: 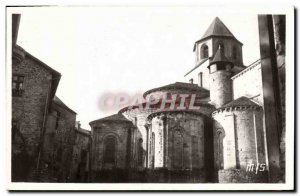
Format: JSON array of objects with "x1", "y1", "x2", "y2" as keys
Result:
[{"x1": 15, "y1": 7, "x2": 260, "y2": 129}]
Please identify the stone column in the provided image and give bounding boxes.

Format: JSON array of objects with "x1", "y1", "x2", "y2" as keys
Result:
[{"x1": 223, "y1": 114, "x2": 237, "y2": 169}]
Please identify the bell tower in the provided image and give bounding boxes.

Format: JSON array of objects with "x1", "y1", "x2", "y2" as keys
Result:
[
  {"x1": 185, "y1": 17, "x2": 245, "y2": 90},
  {"x1": 193, "y1": 17, "x2": 244, "y2": 68}
]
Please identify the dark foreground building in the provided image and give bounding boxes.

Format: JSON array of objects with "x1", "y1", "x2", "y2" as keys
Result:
[{"x1": 11, "y1": 14, "x2": 90, "y2": 182}]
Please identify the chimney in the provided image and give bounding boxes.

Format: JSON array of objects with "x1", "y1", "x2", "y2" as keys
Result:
[{"x1": 12, "y1": 14, "x2": 21, "y2": 46}]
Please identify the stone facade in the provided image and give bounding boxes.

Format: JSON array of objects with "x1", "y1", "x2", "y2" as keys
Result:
[
  {"x1": 88, "y1": 16, "x2": 285, "y2": 183},
  {"x1": 212, "y1": 100, "x2": 265, "y2": 174},
  {"x1": 42, "y1": 96, "x2": 77, "y2": 182},
  {"x1": 232, "y1": 60, "x2": 263, "y2": 105},
  {"x1": 11, "y1": 44, "x2": 61, "y2": 181},
  {"x1": 89, "y1": 114, "x2": 137, "y2": 182},
  {"x1": 11, "y1": 14, "x2": 78, "y2": 182},
  {"x1": 70, "y1": 122, "x2": 91, "y2": 182}
]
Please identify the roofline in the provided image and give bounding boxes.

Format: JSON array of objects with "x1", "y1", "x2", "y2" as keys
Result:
[
  {"x1": 18, "y1": 45, "x2": 62, "y2": 99},
  {"x1": 143, "y1": 84, "x2": 209, "y2": 98},
  {"x1": 231, "y1": 59, "x2": 261, "y2": 80},
  {"x1": 24, "y1": 49, "x2": 61, "y2": 77},
  {"x1": 213, "y1": 104, "x2": 262, "y2": 114},
  {"x1": 75, "y1": 128, "x2": 91, "y2": 136},
  {"x1": 89, "y1": 117, "x2": 132, "y2": 125},
  {"x1": 184, "y1": 58, "x2": 209, "y2": 76},
  {"x1": 208, "y1": 60, "x2": 234, "y2": 67},
  {"x1": 193, "y1": 35, "x2": 243, "y2": 51},
  {"x1": 52, "y1": 100, "x2": 77, "y2": 114},
  {"x1": 213, "y1": 96, "x2": 262, "y2": 113},
  {"x1": 146, "y1": 109, "x2": 210, "y2": 121}
]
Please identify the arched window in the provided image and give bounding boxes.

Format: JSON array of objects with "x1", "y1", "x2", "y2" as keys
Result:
[
  {"x1": 232, "y1": 46, "x2": 238, "y2": 59},
  {"x1": 217, "y1": 129, "x2": 224, "y2": 169},
  {"x1": 200, "y1": 44, "x2": 209, "y2": 59},
  {"x1": 216, "y1": 42, "x2": 225, "y2": 52},
  {"x1": 137, "y1": 138, "x2": 143, "y2": 167},
  {"x1": 103, "y1": 136, "x2": 117, "y2": 165},
  {"x1": 151, "y1": 132, "x2": 155, "y2": 168},
  {"x1": 191, "y1": 135, "x2": 199, "y2": 168},
  {"x1": 173, "y1": 130, "x2": 183, "y2": 169}
]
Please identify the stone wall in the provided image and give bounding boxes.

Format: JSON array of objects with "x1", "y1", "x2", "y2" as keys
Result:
[
  {"x1": 218, "y1": 169, "x2": 268, "y2": 183},
  {"x1": 12, "y1": 47, "x2": 53, "y2": 181},
  {"x1": 42, "y1": 100, "x2": 77, "y2": 182},
  {"x1": 210, "y1": 68, "x2": 233, "y2": 108},
  {"x1": 232, "y1": 61, "x2": 263, "y2": 105},
  {"x1": 148, "y1": 112, "x2": 208, "y2": 182},
  {"x1": 184, "y1": 60, "x2": 211, "y2": 90},
  {"x1": 212, "y1": 107, "x2": 266, "y2": 174},
  {"x1": 90, "y1": 121, "x2": 135, "y2": 171},
  {"x1": 121, "y1": 108, "x2": 154, "y2": 168},
  {"x1": 70, "y1": 130, "x2": 91, "y2": 182}
]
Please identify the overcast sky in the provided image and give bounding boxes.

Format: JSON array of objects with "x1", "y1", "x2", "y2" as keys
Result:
[{"x1": 15, "y1": 6, "x2": 260, "y2": 129}]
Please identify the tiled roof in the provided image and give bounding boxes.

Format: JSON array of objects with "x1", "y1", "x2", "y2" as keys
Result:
[
  {"x1": 53, "y1": 96, "x2": 77, "y2": 114},
  {"x1": 201, "y1": 17, "x2": 236, "y2": 40},
  {"x1": 222, "y1": 96, "x2": 260, "y2": 108},
  {"x1": 143, "y1": 82, "x2": 209, "y2": 98},
  {"x1": 76, "y1": 127, "x2": 91, "y2": 136},
  {"x1": 89, "y1": 113, "x2": 132, "y2": 125},
  {"x1": 193, "y1": 17, "x2": 242, "y2": 51}
]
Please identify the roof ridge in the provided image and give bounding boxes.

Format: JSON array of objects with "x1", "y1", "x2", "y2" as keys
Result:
[
  {"x1": 201, "y1": 17, "x2": 235, "y2": 39},
  {"x1": 223, "y1": 96, "x2": 261, "y2": 108}
]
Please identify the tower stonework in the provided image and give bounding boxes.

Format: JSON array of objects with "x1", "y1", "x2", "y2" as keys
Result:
[
  {"x1": 212, "y1": 97, "x2": 268, "y2": 183},
  {"x1": 208, "y1": 46, "x2": 233, "y2": 108},
  {"x1": 185, "y1": 17, "x2": 245, "y2": 92}
]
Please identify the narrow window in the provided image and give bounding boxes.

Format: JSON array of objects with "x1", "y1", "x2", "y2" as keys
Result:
[
  {"x1": 218, "y1": 43, "x2": 225, "y2": 51},
  {"x1": 198, "y1": 72, "x2": 203, "y2": 87},
  {"x1": 200, "y1": 44, "x2": 209, "y2": 59},
  {"x1": 55, "y1": 111, "x2": 61, "y2": 130},
  {"x1": 151, "y1": 132, "x2": 155, "y2": 168},
  {"x1": 232, "y1": 46, "x2": 238, "y2": 59},
  {"x1": 137, "y1": 138, "x2": 143, "y2": 167},
  {"x1": 217, "y1": 130, "x2": 224, "y2": 169},
  {"x1": 103, "y1": 136, "x2": 117, "y2": 165},
  {"x1": 189, "y1": 78, "x2": 194, "y2": 84},
  {"x1": 173, "y1": 130, "x2": 183, "y2": 169},
  {"x1": 191, "y1": 135, "x2": 199, "y2": 168},
  {"x1": 12, "y1": 75, "x2": 24, "y2": 97}
]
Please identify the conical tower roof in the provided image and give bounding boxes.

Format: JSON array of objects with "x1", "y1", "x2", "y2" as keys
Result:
[
  {"x1": 193, "y1": 17, "x2": 242, "y2": 51},
  {"x1": 209, "y1": 45, "x2": 232, "y2": 65},
  {"x1": 201, "y1": 17, "x2": 236, "y2": 39}
]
